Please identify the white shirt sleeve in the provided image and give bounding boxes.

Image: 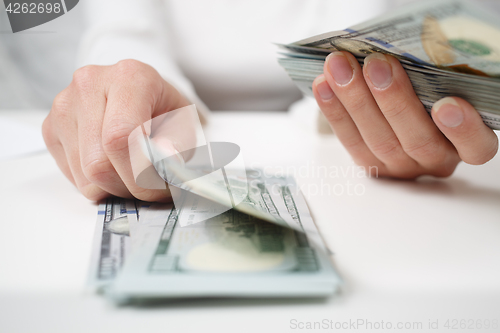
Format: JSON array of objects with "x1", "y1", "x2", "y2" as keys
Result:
[{"x1": 77, "y1": 0, "x2": 210, "y2": 121}]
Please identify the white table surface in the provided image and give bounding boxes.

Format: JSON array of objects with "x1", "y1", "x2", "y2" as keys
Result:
[{"x1": 1, "y1": 110, "x2": 500, "y2": 333}]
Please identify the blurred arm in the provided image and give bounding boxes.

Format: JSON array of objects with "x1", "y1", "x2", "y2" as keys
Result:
[{"x1": 77, "y1": 0, "x2": 209, "y2": 121}]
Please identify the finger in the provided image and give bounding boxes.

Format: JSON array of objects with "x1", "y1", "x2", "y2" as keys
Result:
[
  {"x1": 324, "y1": 51, "x2": 417, "y2": 173},
  {"x1": 313, "y1": 74, "x2": 384, "y2": 174},
  {"x1": 42, "y1": 116, "x2": 76, "y2": 185},
  {"x1": 363, "y1": 53, "x2": 459, "y2": 172},
  {"x1": 432, "y1": 97, "x2": 499, "y2": 165},
  {"x1": 64, "y1": 139, "x2": 111, "y2": 201},
  {"x1": 102, "y1": 60, "x2": 189, "y2": 202},
  {"x1": 49, "y1": 89, "x2": 110, "y2": 201},
  {"x1": 72, "y1": 66, "x2": 131, "y2": 198},
  {"x1": 57, "y1": 115, "x2": 110, "y2": 201}
]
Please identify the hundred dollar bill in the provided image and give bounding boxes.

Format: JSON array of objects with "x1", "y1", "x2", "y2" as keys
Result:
[
  {"x1": 87, "y1": 197, "x2": 139, "y2": 289},
  {"x1": 109, "y1": 172, "x2": 340, "y2": 301},
  {"x1": 129, "y1": 201, "x2": 152, "y2": 243},
  {"x1": 172, "y1": 169, "x2": 315, "y2": 233},
  {"x1": 145, "y1": 138, "x2": 309, "y2": 232},
  {"x1": 137, "y1": 202, "x2": 151, "y2": 220},
  {"x1": 278, "y1": 0, "x2": 500, "y2": 129},
  {"x1": 295, "y1": 0, "x2": 500, "y2": 76}
]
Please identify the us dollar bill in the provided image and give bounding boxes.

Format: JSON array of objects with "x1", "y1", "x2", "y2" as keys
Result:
[
  {"x1": 88, "y1": 198, "x2": 144, "y2": 289},
  {"x1": 173, "y1": 169, "x2": 314, "y2": 232},
  {"x1": 108, "y1": 172, "x2": 340, "y2": 302},
  {"x1": 278, "y1": 0, "x2": 500, "y2": 130},
  {"x1": 295, "y1": 0, "x2": 500, "y2": 76},
  {"x1": 145, "y1": 139, "x2": 309, "y2": 232}
]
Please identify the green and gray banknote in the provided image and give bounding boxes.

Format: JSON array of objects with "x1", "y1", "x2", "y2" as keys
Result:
[
  {"x1": 278, "y1": 0, "x2": 500, "y2": 129},
  {"x1": 88, "y1": 170, "x2": 340, "y2": 303}
]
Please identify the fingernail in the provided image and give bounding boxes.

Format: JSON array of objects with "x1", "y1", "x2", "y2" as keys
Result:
[
  {"x1": 327, "y1": 52, "x2": 353, "y2": 86},
  {"x1": 316, "y1": 76, "x2": 335, "y2": 101},
  {"x1": 433, "y1": 97, "x2": 464, "y2": 128},
  {"x1": 364, "y1": 53, "x2": 392, "y2": 89}
]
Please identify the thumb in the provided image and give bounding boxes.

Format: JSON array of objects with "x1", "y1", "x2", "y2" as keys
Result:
[{"x1": 431, "y1": 97, "x2": 498, "y2": 165}]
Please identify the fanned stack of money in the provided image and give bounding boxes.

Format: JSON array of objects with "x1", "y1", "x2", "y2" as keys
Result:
[
  {"x1": 88, "y1": 170, "x2": 341, "y2": 303},
  {"x1": 278, "y1": 0, "x2": 500, "y2": 130}
]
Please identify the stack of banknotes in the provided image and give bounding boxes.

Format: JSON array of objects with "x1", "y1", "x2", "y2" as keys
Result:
[
  {"x1": 278, "y1": 0, "x2": 500, "y2": 130},
  {"x1": 88, "y1": 170, "x2": 341, "y2": 303}
]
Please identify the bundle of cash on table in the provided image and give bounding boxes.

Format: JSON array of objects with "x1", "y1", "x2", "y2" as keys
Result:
[
  {"x1": 88, "y1": 169, "x2": 341, "y2": 303},
  {"x1": 278, "y1": 0, "x2": 500, "y2": 130}
]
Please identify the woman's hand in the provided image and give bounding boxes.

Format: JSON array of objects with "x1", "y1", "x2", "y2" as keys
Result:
[
  {"x1": 313, "y1": 51, "x2": 498, "y2": 179},
  {"x1": 43, "y1": 59, "x2": 190, "y2": 201}
]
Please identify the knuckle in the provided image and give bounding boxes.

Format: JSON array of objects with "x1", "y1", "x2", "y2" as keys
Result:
[
  {"x1": 463, "y1": 139, "x2": 499, "y2": 165},
  {"x1": 404, "y1": 135, "x2": 442, "y2": 160},
  {"x1": 72, "y1": 65, "x2": 99, "y2": 91},
  {"x1": 41, "y1": 116, "x2": 53, "y2": 144},
  {"x1": 114, "y1": 59, "x2": 148, "y2": 78},
  {"x1": 484, "y1": 139, "x2": 499, "y2": 162},
  {"x1": 50, "y1": 90, "x2": 73, "y2": 124},
  {"x1": 344, "y1": 93, "x2": 368, "y2": 114},
  {"x1": 114, "y1": 59, "x2": 162, "y2": 96},
  {"x1": 41, "y1": 116, "x2": 61, "y2": 151},
  {"x1": 370, "y1": 137, "x2": 401, "y2": 158},
  {"x1": 384, "y1": 168, "x2": 420, "y2": 180},
  {"x1": 430, "y1": 163, "x2": 458, "y2": 178},
  {"x1": 130, "y1": 187, "x2": 153, "y2": 201},
  {"x1": 80, "y1": 183, "x2": 109, "y2": 201},
  {"x1": 131, "y1": 188, "x2": 167, "y2": 202},
  {"x1": 82, "y1": 158, "x2": 115, "y2": 185},
  {"x1": 382, "y1": 98, "x2": 412, "y2": 119},
  {"x1": 385, "y1": 159, "x2": 420, "y2": 178},
  {"x1": 342, "y1": 136, "x2": 367, "y2": 154},
  {"x1": 51, "y1": 91, "x2": 70, "y2": 114},
  {"x1": 102, "y1": 123, "x2": 133, "y2": 156},
  {"x1": 322, "y1": 106, "x2": 348, "y2": 124}
]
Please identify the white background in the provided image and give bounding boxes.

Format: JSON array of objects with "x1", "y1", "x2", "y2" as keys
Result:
[{"x1": 1, "y1": 110, "x2": 500, "y2": 332}]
